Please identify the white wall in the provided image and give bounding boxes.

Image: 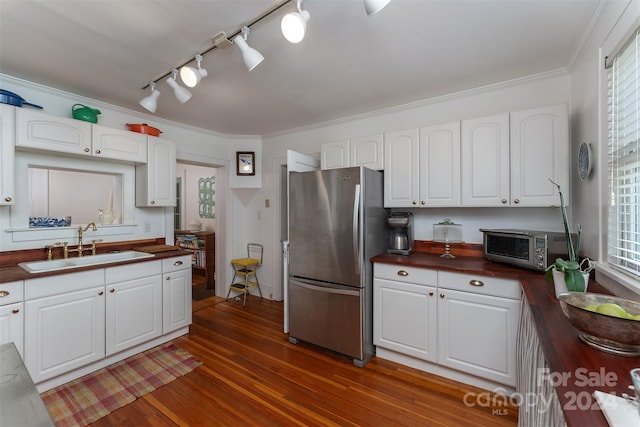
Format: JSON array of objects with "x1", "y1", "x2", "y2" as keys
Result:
[
  {"x1": 569, "y1": 0, "x2": 639, "y2": 261},
  {"x1": 569, "y1": 0, "x2": 639, "y2": 297},
  {"x1": 257, "y1": 72, "x2": 573, "y2": 301}
]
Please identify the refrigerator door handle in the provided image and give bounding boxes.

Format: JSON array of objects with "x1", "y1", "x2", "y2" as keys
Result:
[
  {"x1": 292, "y1": 279, "x2": 361, "y2": 297},
  {"x1": 353, "y1": 184, "x2": 361, "y2": 275}
]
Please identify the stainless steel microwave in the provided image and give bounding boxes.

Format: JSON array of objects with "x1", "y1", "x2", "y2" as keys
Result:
[{"x1": 480, "y1": 229, "x2": 573, "y2": 271}]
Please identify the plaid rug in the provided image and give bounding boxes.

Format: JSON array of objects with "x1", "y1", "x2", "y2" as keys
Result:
[{"x1": 41, "y1": 342, "x2": 202, "y2": 427}]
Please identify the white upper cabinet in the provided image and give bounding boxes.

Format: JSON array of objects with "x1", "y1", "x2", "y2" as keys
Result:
[
  {"x1": 385, "y1": 124, "x2": 460, "y2": 208},
  {"x1": 350, "y1": 134, "x2": 384, "y2": 170},
  {"x1": 92, "y1": 124, "x2": 148, "y2": 163},
  {"x1": 461, "y1": 105, "x2": 569, "y2": 207},
  {"x1": 136, "y1": 137, "x2": 176, "y2": 207},
  {"x1": 384, "y1": 128, "x2": 420, "y2": 207},
  {"x1": 510, "y1": 104, "x2": 568, "y2": 206},
  {"x1": 419, "y1": 122, "x2": 461, "y2": 207},
  {"x1": 15, "y1": 108, "x2": 92, "y2": 156},
  {"x1": 321, "y1": 134, "x2": 383, "y2": 171},
  {"x1": 321, "y1": 140, "x2": 349, "y2": 170},
  {"x1": 0, "y1": 104, "x2": 15, "y2": 205},
  {"x1": 461, "y1": 114, "x2": 510, "y2": 207}
]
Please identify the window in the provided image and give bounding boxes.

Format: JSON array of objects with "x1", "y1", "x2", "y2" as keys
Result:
[{"x1": 607, "y1": 27, "x2": 640, "y2": 280}]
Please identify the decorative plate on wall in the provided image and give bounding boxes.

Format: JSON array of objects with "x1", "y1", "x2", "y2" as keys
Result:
[{"x1": 578, "y1": 142, "x2": 592, "y2": 181}]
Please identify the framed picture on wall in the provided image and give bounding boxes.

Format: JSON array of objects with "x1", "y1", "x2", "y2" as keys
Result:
[{"x1": 236, "y1": 151, "x2": 255, "y2": 176}]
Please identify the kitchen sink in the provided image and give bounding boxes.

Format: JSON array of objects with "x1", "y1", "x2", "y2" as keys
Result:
[{"x1": 18, "y1": 250, "x2": 155, "y2": 273}]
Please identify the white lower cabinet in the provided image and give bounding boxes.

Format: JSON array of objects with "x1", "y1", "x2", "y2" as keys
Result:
[
  {"x1": 374, "y1": 270, "x2": 437, "y2": 361},
  {"x1": 373, "y1": 263, "x2": 522, "y2": 388},
  {"x1": 162, "y1": 255, "x2": 192, "y2": 334},
  {"x1": 105, "y1": 261, "x2": 163, "y2": 356},
  {"x1": 0, "y1": 281, "x2": 24, "y2": 357},
  {"x1": 25, "y1": 270, "x2": 106, "y2": 384},
  {"x1": 22, "y1": 255, "x2": 191, "y2": 387}
]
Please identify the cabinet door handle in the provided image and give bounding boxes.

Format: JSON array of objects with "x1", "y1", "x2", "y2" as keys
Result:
[
  {"x1": 412, "y1": 201, "x2": 417, "y2": 205},
  {"x1": 84, "y1": 147, "x2": 90, "y2": 153},
  {"x1": 110, "y1": 288, "x2": 115, "y2": 293},
  {"x1": 439, "y1": 293, "x2": 445, "y2": 298},
  {"x1": 513, "y1": 199, "x2": 520, "y2": 204},
  {"x1": 428, "y1": 291, "x2": 434, "y2": 296},
  {"x1": 174, "y1": 260, "x2": 183, "y2": 266},
  {"x1": 98, "y1": 291, "x2": 104, "y2": 295},
  {"x1": 421, "y1": 201, "x2": 426, "y2": 205},
  {"x1": 95, "y1": 149, "x2": 101, "y2": 154},
  {"x1": 12, "y1": 308, "x2": 19, "y2": 314},
  {"x1": 4, "y1": 196, "x2": 11, "y2": 202},
  {"x1": 397, "y1": 270, "x2": 409, "y2": 277},
  {"x1": 469, "y1": 280, "x2": 484, "y2": 287},
  {"x1": 166, "y1": 276, "x2": 171, "y2": 280},
  {"x1": 0, "y1": 290, "x2": 9, "y2": 297},
  {"x1": 150, "y1": 200, "x2": 155, "y2": 205}
]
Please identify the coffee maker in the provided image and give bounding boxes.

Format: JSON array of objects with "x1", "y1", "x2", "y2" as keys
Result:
[{"x1": 387, "y1": 212, "x2": 414, "y2": 255}]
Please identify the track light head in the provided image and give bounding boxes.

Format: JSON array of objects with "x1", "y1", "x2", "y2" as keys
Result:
[
  {"x1": 281, "y1": 0, "x2": 310, "y2": 43},
  {"x1": 139, "y1": 82, "x2": 160, "y2": 113},
  {"x1": 364, "y1": 0, "x2": 391, "y2": 16},
  {"x1": 180, "y1": 54, "x2": 208, "y2": 88},
  {"x1": 234, "y1": 27, "x2": 264, "y2": 71},
  {"x1": 167, "y1": 69, "x2": 192, "y2": 103}
]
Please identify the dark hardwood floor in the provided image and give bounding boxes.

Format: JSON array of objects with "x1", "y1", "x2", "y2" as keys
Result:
[{"x1": 93, "y1": 295, "x2": 518, "y2": 426}]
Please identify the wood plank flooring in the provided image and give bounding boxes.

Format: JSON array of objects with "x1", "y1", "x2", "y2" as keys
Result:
[{"x1": 93, "y1": 296, "x2": 518, "y2": 426}]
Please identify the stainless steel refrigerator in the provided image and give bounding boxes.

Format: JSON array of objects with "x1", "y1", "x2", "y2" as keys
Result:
[{"x1": 288, "y1": 166, "x2": 388, "y2": 367}]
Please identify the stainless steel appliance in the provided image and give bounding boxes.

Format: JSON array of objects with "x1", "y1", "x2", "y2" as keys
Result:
[
  {"x1": 288, "y1": 167, "x2": 387, "y2": 367},
  {"x1": 387, "y1": 212, "x2": 414, "y2": 255},
  {"x1": 480, "y1": 228, "x2": 573, "y2": 271}
]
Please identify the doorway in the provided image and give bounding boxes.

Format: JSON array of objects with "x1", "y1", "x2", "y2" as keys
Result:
[{"x1": 175, "y1": 162, "x2": 224, "y2": 303}]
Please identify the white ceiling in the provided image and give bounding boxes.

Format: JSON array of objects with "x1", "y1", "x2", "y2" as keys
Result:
[{"x1": 0, "y1": 0, "x2": 602, "y2": 136}]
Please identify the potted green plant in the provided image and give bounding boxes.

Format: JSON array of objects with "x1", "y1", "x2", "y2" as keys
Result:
[{"x1": 544, "y1": 179, "x2": 594, "y2": 295}]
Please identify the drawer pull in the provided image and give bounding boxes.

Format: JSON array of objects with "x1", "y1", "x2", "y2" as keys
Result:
[
  {"x1": 429, "y1": 291, "x2": 434, "y2": 296},
  {"x1": 469, "y1": 280, "x2": 485, "y2": 287},
  {"x1": 166, "y1": 276, "x2": 171, "y2": 280},
  {"x1": 439, "y1": 293, "x2": 445, "y2": 299},
  {"x1": 98, "y1": 291, "x2": 104, "y2": 296},
  {"x1": 397, "y1": 270, "x2": 409, "y2": 277},
  {"x1": 12, "y1": 308, "x2": 19, "y2": 314},
  {"x1": 174, "y1": 260, "x2": 183, "y2": 266},
  {"x1": 110, "y1": 288, "x2": 115, "y2": 293},
  {"x1": 0, "y1": 290, "x2": 9, "y2": 297},
  {"x1": 4, "y1": 196, "x2": 11, "y2": 202}
]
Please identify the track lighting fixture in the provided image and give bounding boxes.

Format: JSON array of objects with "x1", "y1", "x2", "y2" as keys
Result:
[
  {"x1": 233, "y1": 26, "x2": 264, "y2": 72},
  {"x1": 281, "y1": 0, "x2": 310, "y2": 43},
  {"x1": 180, "y1": 55, "x2": 208, "y2": 88},
  {"x1": 139, "y1": 82, "x2": 160, "y2": 113},
  {"x1": 167, "y1": 69, "x2": 192, "y2": 103},
  {"x1": 364, "y1": 0, "x2": 391, "y2": 16}
]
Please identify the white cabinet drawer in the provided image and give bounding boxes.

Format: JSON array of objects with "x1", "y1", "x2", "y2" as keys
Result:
[
  {"x1": 105, "y1": 260, "x2": 161, "y2": 284},
  {"x1": 162, "y1": 255, "x2": 191, "y2": 273},
  {"x1": 25, "y1": 269, "x2": 104, "y2": 300},
  {"x1": 374, "y1": 263, "x2": 437, "y2": 286},
  {"x1": 0, "y1": 281, "x2": 23, "y2": 305},
  {"x1": 438, "y1": 271, "x2": 521, "y2": 300}
]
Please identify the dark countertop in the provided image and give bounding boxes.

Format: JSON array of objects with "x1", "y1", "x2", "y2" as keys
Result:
[
  {"x1": 372, "y1": 252, "x2": 639, "y2": 427},
  {"x1": 0, "y1": 250, "x2": 190, "y2": 284}
]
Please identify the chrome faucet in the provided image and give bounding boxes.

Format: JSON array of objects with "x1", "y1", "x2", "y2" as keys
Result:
[{"x1": 67, "y1": 222, "x2": 97, "y2": 257}]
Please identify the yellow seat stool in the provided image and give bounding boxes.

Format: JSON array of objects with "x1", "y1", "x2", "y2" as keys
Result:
[{"x1": 226, "y1": 243, "x2": 263, "y2": 307}]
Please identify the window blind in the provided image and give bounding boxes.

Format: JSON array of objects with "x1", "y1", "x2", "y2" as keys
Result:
[{"x1": 608, "y1": 27, "x2": 640, "y2": 280}]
